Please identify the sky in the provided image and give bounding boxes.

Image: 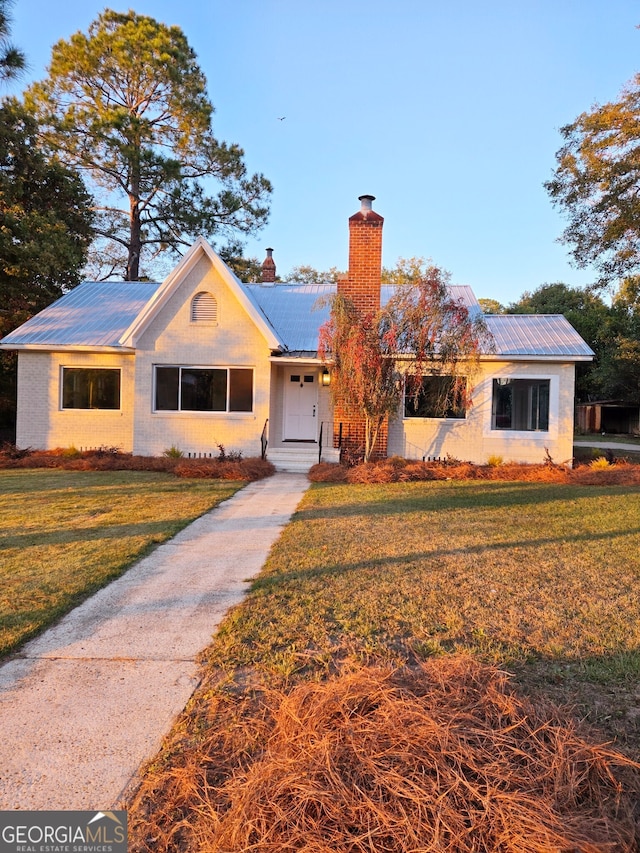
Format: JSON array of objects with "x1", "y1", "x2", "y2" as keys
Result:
[{"x1": 5, "y1": 0, "x2": 640, "y2": 304}]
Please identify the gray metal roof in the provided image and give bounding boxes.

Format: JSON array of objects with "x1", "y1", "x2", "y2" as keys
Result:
[
  {"x1": 485, "y1": 314, "x2": 594, "y2": 358},
  {"x1": 246, "y1": 282, "x2": 334, "y2": 352},
  {"x1": 0, "y1": 276, "x2": 593, "y2": 361},
  {"x1": 247, "y1": 282, "x2": 483, "y2": 353},
  {"x1": 1, "y1": 281, "x2": 161, "y2": 348}
]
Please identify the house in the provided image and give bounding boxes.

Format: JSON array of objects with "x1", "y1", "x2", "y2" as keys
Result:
[{"x1": 0, "y1": 196, "x2": 594, "y2": 470}]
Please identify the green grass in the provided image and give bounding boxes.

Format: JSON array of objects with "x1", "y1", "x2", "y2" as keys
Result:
[
  {"x1": 206, "y1": 479, "x2": 640, "y2": 749},
  {"x1": 0, "y1": 469, "x2": 243, "y2": 656}
]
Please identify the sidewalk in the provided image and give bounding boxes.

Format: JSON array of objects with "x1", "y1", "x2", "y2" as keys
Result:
[
  {"x1": 574, "y1": 440, "x2": 640, "y2": 452},
  {"x1": 0, "y1": 473, "x2": 309, "y2": 810}
]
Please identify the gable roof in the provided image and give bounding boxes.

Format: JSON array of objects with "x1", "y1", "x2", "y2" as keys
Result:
[
  {"x1": 0, "y1": 239, "x2": 594, "y2": 362},
  {"x1": 0, "y1": 238, "x2": 282, "y2": 353},
  {"x1": 118, "y1": 237, "x2": 281, "y2": 350}
]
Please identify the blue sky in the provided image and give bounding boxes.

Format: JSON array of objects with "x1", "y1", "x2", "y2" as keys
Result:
[{"x1": 6, "y1": 0, "x2": 640, "y2": 303}]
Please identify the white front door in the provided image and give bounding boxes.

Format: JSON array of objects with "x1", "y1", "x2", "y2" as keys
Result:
[{"x1": 284, "y1": 369, "x2": 318, "y2": 440}]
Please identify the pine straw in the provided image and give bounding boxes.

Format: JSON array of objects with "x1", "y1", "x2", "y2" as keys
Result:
[
  {"x1": 0, "y1": 446, "x2": 274, "y2": 480},
  {"x1": 310, "y1": 458, "x2": 640, "y2": 486},
  {"x1": 129, "y1": 656, "x2": 639, "y2": 852}
]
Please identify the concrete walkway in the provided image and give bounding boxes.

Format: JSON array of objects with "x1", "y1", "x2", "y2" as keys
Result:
[
  {"x1": 574, "y1": 440, "x2": 640, "y2": 452},
  {"x1": 0, "y1": 473, "x2": 309, "y2": 810}
]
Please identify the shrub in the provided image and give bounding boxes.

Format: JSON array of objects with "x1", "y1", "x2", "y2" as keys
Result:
[
  {"x1": 590, "y1": 456, "x2": 611, "y2": 469},
  {"x1": 487, "y1": 454, "x2": 503, "y2": 467},
  {"x1": 162, "y1": 445, "x2": 184, "y2": 459}
]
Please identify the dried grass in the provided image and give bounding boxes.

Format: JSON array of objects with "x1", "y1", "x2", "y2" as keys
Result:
[{"x1": 129, "y1": 656, "x2": 639, "y2": 852}]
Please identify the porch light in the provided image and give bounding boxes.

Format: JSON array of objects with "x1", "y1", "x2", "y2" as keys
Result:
[{"x1": 321, "y1": 368, "x2": 331, "y2": 387}]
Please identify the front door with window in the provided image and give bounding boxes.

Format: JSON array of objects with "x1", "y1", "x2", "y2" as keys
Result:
[{"x1": 284, "y1": 369, "x2": 318, "y2": 440}]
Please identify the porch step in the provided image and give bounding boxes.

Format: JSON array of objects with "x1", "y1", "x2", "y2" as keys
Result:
[{"x1": 267, "y1": 445, "x2": 340, "y2": 473}]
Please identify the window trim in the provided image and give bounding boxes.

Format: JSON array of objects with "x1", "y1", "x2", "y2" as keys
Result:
[
  {"x1": 490, "y1": 376, "x2": 551, "y2": 433},
  {"x1": 60, "y1": 366, "x2": 122, "y2": 411},
  {"x1": 153, "y1": 364, "x2": 254, "y2": 414}
]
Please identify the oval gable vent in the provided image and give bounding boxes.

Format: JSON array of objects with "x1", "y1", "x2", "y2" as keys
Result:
[{"x1": 191, "y1": 291, "x2": 218, "y2": 324}]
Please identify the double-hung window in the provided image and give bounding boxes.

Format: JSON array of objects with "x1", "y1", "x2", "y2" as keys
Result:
[
  {"x1": 491, "y1": 378, "x2": 549, "y2": 431},
  {"x1": 154, "y1": 366, "x2": 253, "y2": 412}
]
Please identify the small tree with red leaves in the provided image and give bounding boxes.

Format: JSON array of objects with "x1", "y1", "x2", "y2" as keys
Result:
[{"x1": 319, "y1": 266, "x2": 491, "y2": 463}]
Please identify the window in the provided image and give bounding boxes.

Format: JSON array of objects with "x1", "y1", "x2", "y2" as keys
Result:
[
  {"x1": 154, "y1": 366, "x2": 253, "y2": 412},
  {"x1": 404, "y1": 375, "x2": 467, "y2": 419},
  {"x1": 492, "y1": 378, "x2": 549, "y2": 431},
  {"x1": 62, "y1": 368, "x2": 121, "y2": 410},
  {"x1": 190, "y1": 292, "x2": 218, "y2": 323}
]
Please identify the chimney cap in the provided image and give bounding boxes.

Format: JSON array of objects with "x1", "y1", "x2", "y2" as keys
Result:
[{"x1": 350, "y1": 194, "x2": 383, "y2": 224}]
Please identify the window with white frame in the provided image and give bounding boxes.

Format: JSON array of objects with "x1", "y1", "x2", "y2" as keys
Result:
[
  {"x1": 61, "y1": 367, "x2": 121, "y2": 410},
  {"x1": 491, "y1": 378, "x2": 550, "y2": 431},
  {"x1": 154, "y1": 366, "x2": 253, "y2": 412},
  {"x1": 404, "y1": 375, "x2": 467, "y2": 419}
]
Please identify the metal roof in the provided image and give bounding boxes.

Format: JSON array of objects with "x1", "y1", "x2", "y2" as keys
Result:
[
  {"x1": 246, "y1": 282, "x2": 484, "y2": 353},
  {"x1": 484, "y1": 314, "x2": 594, "y2": 358},
  {"x1": 0, "y1": 276, "x2": 593, "y2": 362},
  {"x1": 0, "y1": 281, "x2": 160, "y2": 348},
  {"x1": 246, "y1": 282, "x2": 334, "y2": 352}
]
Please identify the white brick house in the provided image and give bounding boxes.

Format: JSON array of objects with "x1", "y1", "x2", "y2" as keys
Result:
[{"x1": 0, "y1": 197, "x2": 593, "y2": 470}]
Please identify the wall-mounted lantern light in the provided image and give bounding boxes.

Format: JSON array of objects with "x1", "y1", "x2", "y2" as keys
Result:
[{"x1": 321, "y1": 368, "x2": 331, "y2": 387}]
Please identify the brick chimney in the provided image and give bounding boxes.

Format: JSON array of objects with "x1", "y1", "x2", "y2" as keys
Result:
[
  {"x1": 333, "y1": 195, "x2": 388, "y2": 461},
  {"x1": 261, "y1": 247, "x2": 276, "y2": 283},
  {"x1": 339, "y1": 195, "x2": 384, "y2": 314}
]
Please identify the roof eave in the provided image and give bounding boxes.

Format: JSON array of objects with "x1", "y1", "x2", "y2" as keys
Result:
[
  {"x1": 480, "y1": 353, "x2": 594, "y2": 362},
  {"x1": 0, "y1": 343, "x2": 136, "y2": 353}
]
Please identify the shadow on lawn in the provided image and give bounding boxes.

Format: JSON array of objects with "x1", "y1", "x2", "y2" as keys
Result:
[
  {"x1": 295, "y1": 480, "x2": 639, "y2": 522},
  {"x1": 0, "y1": 519, "x2": 185, "y2": 550}
]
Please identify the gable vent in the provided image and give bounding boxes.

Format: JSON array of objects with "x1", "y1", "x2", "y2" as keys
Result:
[{"x1": 191, "y1": 291, "x2": 218, "y2": 323}]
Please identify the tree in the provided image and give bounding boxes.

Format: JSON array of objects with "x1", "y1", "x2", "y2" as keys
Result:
[
  {"x1": 0, "y1": 0, "x2": 25, "y2": 84},
  {"x1": 545, "y1": 73, "x2": 640, "y2": 286},
  {"x1": 319, "y1": 267, "x2": 490, "y2": 462},
  {"x1": 26, "y1": 9, "x2": 271, "y2": 281},
  {"x1": 0, "y1": 99, "x2": 94, "y2": 432},
  {"x1": 507, "y1": 282, "x2": 629, "y2": 402},
  {"x1": 478, "y1": 298, "x2": 505, "y2": 315}
]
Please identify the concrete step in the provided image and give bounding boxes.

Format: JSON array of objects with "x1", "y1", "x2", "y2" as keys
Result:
[{"x1": 267, "y1": 445, "x2": 340, "y2": 472}]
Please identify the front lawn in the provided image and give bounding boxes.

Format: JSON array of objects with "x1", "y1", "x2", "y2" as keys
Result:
[
  {"x1": 0, "y1": 469, "x2": 243, "y2": 656},
  {"x1": 129, "y1": 478, "x2": 640, "y2": 849}
]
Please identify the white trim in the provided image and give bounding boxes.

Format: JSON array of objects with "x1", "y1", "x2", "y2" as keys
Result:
[
  {"x1": 482, "y1": 372, "x2": 559, "y2": 440},
  {"x1": 152, "y1": 363, "x2": 255, "y2": 414},
  {"x1": 59, "y1": 365, "x2": 123, "y2": 412},
  {"x1": 0, "y1": 344, "x2": 136, "y2": 353}
]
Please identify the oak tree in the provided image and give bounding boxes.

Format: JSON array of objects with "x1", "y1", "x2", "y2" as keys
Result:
[
  {"x1": 26, "y1": 9, "x2": 271, "y2": 281},
  {"x1": 545, "y1": 73, "x2": 640, "y2": 287}
]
